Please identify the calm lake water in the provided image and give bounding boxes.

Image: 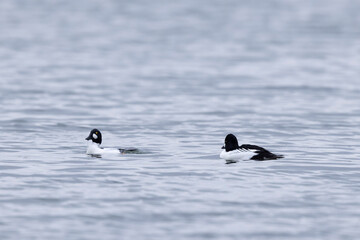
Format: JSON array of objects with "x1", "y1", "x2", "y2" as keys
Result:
[{"x1": 1, "y1": 0, "x2": 360, "y2": 239}]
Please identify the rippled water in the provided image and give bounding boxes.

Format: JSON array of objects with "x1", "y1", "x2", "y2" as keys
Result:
[{"x1": 1, "y1": 0, "x2": 360, "y2": 239}]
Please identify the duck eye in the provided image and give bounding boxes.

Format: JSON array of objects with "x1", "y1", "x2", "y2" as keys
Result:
[{"x1": 95, "y1": 132, "x2": 98, "y2": 134}]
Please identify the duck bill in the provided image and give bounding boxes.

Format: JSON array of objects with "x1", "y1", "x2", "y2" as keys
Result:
[
  {"x1": 221, "y1": 146, "x2": 225, "y2": 149},
  {"x1": 85, "y1": 135, "x2": 91, "y2": 140}
]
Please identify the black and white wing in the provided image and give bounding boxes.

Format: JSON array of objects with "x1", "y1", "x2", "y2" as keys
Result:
[{"x1": 239, "y1": 144, "x2": 283, "y2": 160}]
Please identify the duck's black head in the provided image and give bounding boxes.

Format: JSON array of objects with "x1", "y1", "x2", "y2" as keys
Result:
[
  {"x1": 222, "y1": 133, "x2": 239, "y2": 152},
  {"x1": 85, "y1": 129, "x2": 102, "y2": 144}
]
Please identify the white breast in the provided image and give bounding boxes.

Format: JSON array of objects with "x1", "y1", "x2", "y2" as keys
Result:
[
  {"x1": 219, "y1": 149, "x2": 257, "y2": 161},
  {"x1": 86, "y1": 142, "x2": 120, "y2": 155}
]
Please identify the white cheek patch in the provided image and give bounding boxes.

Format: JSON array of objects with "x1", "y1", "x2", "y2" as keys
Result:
[{"x1": 92, "y1": 133, "x2": 98, "y2": 139}]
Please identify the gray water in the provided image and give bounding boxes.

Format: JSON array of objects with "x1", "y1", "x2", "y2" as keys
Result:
[{"x1": 1, "y1": 0, "x2": 360, "y2": 239}]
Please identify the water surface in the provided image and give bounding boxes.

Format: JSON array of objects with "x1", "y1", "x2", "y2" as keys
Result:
[{"x1": 1, "y1": 0, "x2": 360, "y2": 239}]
